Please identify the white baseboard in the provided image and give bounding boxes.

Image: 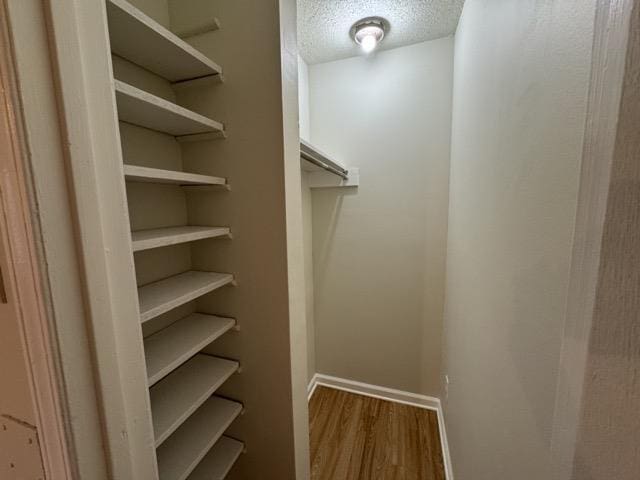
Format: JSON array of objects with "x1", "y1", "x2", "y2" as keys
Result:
[
  {"x1": 437, "y1": 402, "x2": 454, "y2": 480},
  {"x1": 309, "y1": 373, "x2": 439, "y2": 409},
  {"x1": 307, "y1": 373, "x2": 320, "y2": 400},
  {"x1": 307, "y1": 373, "x2": 454, "y2": 480}
]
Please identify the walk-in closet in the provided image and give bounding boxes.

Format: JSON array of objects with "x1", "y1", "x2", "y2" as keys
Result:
[{"x1": 1, "y1": 0, "x2": 638, "y2": 479}]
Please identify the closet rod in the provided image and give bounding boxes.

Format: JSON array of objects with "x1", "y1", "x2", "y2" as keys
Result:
[{"x1": 300, "y1": 140, "x2": 348, "y2": 180}]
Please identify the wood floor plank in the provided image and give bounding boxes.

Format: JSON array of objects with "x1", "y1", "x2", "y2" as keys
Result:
[{"x1": 309, "y1": 386, "x2": 445, "y2": 480}]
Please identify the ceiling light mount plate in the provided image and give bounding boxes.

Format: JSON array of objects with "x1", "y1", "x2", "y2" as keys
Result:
[{"x1": 350, "y1": 16, "x2": 390, "y2": 53}]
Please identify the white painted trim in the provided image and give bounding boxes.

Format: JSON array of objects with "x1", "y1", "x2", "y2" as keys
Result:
[
  {"x1": 307, "y1": 374, "x2": 453, "y2": 479},
  {"x1": 307, "y1": 373, "x2": 319, "y2": 401},
  {"x1": 438, "y1": 405, "x2": 454, "y2": 480},
  {"x1": 39, "y1": 1, "x2": 159, "y2": 478},
  {"x1": 312, "y1": 374, "x2": 439, "y2": 410}
]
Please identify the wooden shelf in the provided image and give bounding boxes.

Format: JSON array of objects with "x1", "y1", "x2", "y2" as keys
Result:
[
  {"x1": 123, "y1": 165, "x2": 227, "y2": 187},
  {"x1": 115, "y1": 80, "x2": 224, "y2": 137},
  {"x1": 145, "y1": 314, "x2": 235, "y2": 386},
  {"x1": 157, "y1": 397, "x2": 242, "y2": 480},
  {"x1": 187, "y1": 436, "x2": 244, "y2": 480},
  {"x1": 132, "y1": 226, "x2": 230, "y2": 252},
  {"x1": 138, "y1": 271, "x2": 234, "y2": 323},
  {"x1": 106, "y1": 0, "x2": 222, "y2": 82},
  {"x1": 150, "y1": 354, "x2": 239, "y2": 447}
]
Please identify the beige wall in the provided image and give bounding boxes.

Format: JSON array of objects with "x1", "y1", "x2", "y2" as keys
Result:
[
  {"x1": 571, "y1": 3, "x2": 640, "y2": 478},
  {"x1": 442, "y1": 1, "x2": 596, "y2": 479},
  {"x1": 308, "y1": 38, "x2": 453, "y2": 396},
  {"x1": 173, "y1": 0, "x2": 303, "y2": 477},
  {"x1": 129, "y1": 0, "x2": 169, "y2": 27}
]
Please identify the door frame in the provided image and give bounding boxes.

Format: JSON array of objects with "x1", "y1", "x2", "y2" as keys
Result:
[
  {"x1": 2, "y1": 0, "x2": 157, "y2": 478},
  {"x1": 0, "y1": 4, "x2": 74, "y2": 478}
]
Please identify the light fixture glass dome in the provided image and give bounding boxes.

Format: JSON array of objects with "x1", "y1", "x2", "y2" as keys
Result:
[{"x1": 350, "y1": 17, "x2": 389, "y2": 54}]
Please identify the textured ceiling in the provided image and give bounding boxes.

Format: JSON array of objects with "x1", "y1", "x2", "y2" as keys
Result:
[{"x1": 298, "y1": 0, "x2": 465, "y2": 64}]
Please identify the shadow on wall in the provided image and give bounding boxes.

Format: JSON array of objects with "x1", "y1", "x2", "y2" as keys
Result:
[
  {"x1": 572, "y1": 175, "x2": 640, "y2": 479},
  {"x1": 508, "y1": 257, "x2": 565, "y2": 456},
  {"x1": 312, "y1": 189, "x2": 356, "y2": 292}
]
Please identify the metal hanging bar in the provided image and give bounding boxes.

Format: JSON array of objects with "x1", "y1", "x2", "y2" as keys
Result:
[{"x1": 300, "y1": 140, "x2": 349, "y2": 180}]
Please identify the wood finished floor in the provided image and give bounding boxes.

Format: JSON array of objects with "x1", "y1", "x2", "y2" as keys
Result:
[{"x1": 309, "y1": 386, "x2": 445, "y2": 480}]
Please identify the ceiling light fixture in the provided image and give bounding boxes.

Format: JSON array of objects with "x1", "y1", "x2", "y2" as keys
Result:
[{"x1": 350, "y1": 17, "x2": 389, "y2": 54}]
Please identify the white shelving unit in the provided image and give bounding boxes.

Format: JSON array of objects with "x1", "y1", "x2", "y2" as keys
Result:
[
  {"x1": 138, "y1": 271, "x2": 234, "y2": 323},
  {"x1": 132, "y1": 226, "x2": 230, "y2": 252},
  {"x1": 187, "y1": 436, "x2": 244, "y2": 480},
  {"x1": 145, "y1": 314, "x2": 236, "y2": 386},
  {"x1": 106, "y1": 0, "x2": 222, "y2": 82},
  {"x1": 123, "y1": 165, "x2": 227, "y2": 187},
  {"x1": 150, "y1": 354, "x2": 239, "y2": 447},
  {"x1": 104, "y1": 0, "x2": 245, "y2": 477},
  {"x1": 156, "y1": 397, "x2": 243, "y2": 480},
  {"x1": 115, "y1": 80, "x2": 224, "y2": 137}
]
